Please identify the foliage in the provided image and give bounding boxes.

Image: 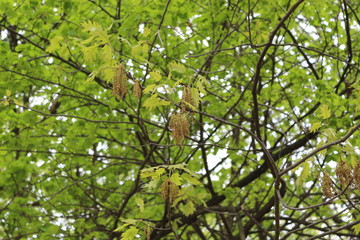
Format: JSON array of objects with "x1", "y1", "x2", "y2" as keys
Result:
[{"x1": 0, "y1": 0, "x2": 360, "y2": 239}]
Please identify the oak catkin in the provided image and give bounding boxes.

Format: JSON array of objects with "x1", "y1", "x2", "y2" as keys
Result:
[{"x1": 112, "y1": 63, "x2": 128, "y2": 99}]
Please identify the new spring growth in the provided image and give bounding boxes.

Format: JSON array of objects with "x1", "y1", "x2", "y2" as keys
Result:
[
  {"x1": 112, "y1": 63, "x2": 128, "y2": 99},
  {"x1": 169, "y1": 112, "x2": 190, "y2": 144}
]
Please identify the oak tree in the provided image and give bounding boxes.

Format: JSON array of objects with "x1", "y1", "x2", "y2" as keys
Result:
[{"x1": 0, "y1": 0, "x2": 360, "y2": 239}]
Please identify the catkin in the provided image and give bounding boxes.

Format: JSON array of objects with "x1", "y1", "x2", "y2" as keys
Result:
[
  {"x1": 354, "y1": 163, "x2": 360, "y2": 191},
  {"x1": 321, "y1": 173, "x2": 334, "y2": 198},
  {"x1": 336, "y1": 160, "x2": 352, "y2": 187},
  {"x1": 169, "y1": 113, "x2": 190, "y2": 144},
  {"x1": 112, "y1": 63, "x2": 128, "y2": 99},
  {"x1": 133, "y1": 79, "x2": 141, "y2": 98},
  {"x1": 181, "y1": 86, "x2": 192, "y2": 112},
  {"x1": 161, "y1": 178, "x2": 179, "y2": 204}
]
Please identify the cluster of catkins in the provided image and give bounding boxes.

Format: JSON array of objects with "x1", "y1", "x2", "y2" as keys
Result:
[
  {"x1": 161, "y1": 178, "x2": 180, "y2": 204},
  {"x1": 112, "y1": 63, "x2": 141, "y2": 99},
  {"x1": 168, "y1": 86, "x2": 196, "y2": 144},
  {"x1": 113, "y1": 63, "x2": 195, "y2": 145},
  {"x1": 322, "y1": 161, "x2": 360, "y2": 198}
]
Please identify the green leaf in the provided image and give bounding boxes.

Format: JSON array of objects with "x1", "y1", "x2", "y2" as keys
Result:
[
  {"x1": 296, "y1": 161, "x2": 311, "y2": 185},
  {"x1": 190, "y1": 87, "x2": 200, "y2": 107},
  {"x1": 135, "y1": 197, "x2": 144, "y2": 213},
  {"x1": 143, "y1": 94, "x2": 170, "y2": 110},
  {"x1": 180, "y1": 200, "x2": 195, "y2": 216},
  {"x1": 102, "y1": 44, "x2": 113, "y2": 62},
  {"x1": 154, "y1": 168, "x2": 166, "y2": 179},
  {"x1": 143, "y1": 27, "x2": 151, "y2": 37},
  {"x1": 196, "y1": 75, "x2": 209, "y2": 94},
  {"x1": 120, "y1": 219, "x2": 138, "y2": 225},
  {"x1": 149, "y1": 71, "x2": 161, "y2": 82},
  {"x1": 353, "y1": 223, "x2": 360, "y2": 234},
  {"x1": 82, "y1": 20, "x2": 109, "y2": 44},
  {"x1": 131, "y1": 43, "x2": 149, "y2": 58},
  {"x1": 140, "y1": 167, "x2": 165, "y2": 180},
  {"x1": 81, "y1": 45, "x2": 99, "y2": 64},
  {"x1": 319, "y1": 104, "x2": 331, "y2": 119},
  {"x1": 82, "y1": 20, "x2": 103, "y2": 32},
  {"x1": 143, "y1": 178, "x2": 159, "y2": 190},
  {"x1": 167, "y1": 163, "x2": 187, "y2": 170},
  {"x1": 181, "y1": 173, "x2": 201, "y2": 186},
  {"x1": 323, "y1": 128, "x2": 336, "y2": 141},
  {"x1": 310, "y1": 122, "x2": 322, "y2": 133},
  {"x1": 143, "y1": 84, "x2": 157, "y2": 94},
  {"x1": 169, "y1": 61, "x2": 186, "y2": 73},
  {"x1": 172, "y1": 78, "x2": 183, "y2": 88},
  {"x1": 13, "y1": 99, "x2": 23, "y2": 106},
  {"x1": 170, "y1": 173, "x2": 182, "y2": 185},
  {"x1": 46, "y1": 36, "x2": 64, "y2": 53},
  {"x1": 114, "y1": 223, "x2": 130, "y2": 232},
  {"x1": 342, "y1": 141, "x2": 355, "y2": 154},
  {"x1": 121, "y1": 226, "x2": 138, "y2": 240},
  {"x1": 182, "y1": 101, "x2": 197, "y2": 111},
  {"x1": 140, "y1": 171, "x2": 158, "y2": 179}
]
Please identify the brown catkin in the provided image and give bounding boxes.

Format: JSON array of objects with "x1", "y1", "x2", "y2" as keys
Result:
[
  {"x1": 144, "y1": 225, "x2": 151, "y2": 240},
  {"x1": 336, "y1": 160, "x2": 353, "y2": 187},
  {"x1": 169, "y1": 113, "x2": 190, "y2": 144},
  {"x1": 112, "y1": 63, "x2": 128, "y2": 99},
  {"x1": 161, "y1": 178, "x2": 179, "y2": 204},
  {"x1": 133, "y1": 79, "x2": 141, "y2": 98},
  {"x1": 181, "y1": 86, "x2": 192, "y2": 112},
  {"x1": 354, "y1": 163, "x2": 360, "y2": 191},
  {"x1": 321, "y1": 173, "x2": 334, "y2": 198}
]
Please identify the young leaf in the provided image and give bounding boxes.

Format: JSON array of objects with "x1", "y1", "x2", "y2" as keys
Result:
[
  {"x1": 143, "y1": 178, "x2": 159, "y2": 190},
  {"x1": 102, "y1": 44, "x2": 113, "y2": 62},
  {"x1": 167, "y1": 163, "x2": 187, "y2": 170},
  {"x1": 120, "y1": 218, "x2": 138, "y2": 225},
  {"x1": 319, "y1": 104, "x2": 331, "y2": 119},
  {"x1": 149, "y1": 71, "x2": 161, "y2": 82},
  {"x1": 182, "y1": 101, "x2": 197, "y2": 111},
  {"x1": 87, "y1": 70, "x2": 98, "y2": 82},
  {"x1": 131, "y1": 44, "x2": 149, "y2": 58},
  {"x1": 143, "y1": 94, "x2": 170, "y2": 110},
  {"x1": 143, "y1": 84, "x2": 157, "y2": 94},
  {"x1": 13, "y1": 99, "x2": 23, "y2": 106},
  {"x1": 170, "y1": 173, "x2": 182, "y2": 185},
  {"x1": 135, "y1": 197, "x2": 144, "y2": 213},
  {"x1": 172, "y1": 78, "x2": 183, "y2": 88},
  {"x1": 46, "y1": 36, "x2": 64, "y2": 53},
  {"x1": 140, "y1": 171, "x2": 158, "y2": 179},
  {"x1": 81, "y1": 45, "x2": 99, "y2": 64},
  {"x1": 114, "y1": 223, "x2": 130, "y2": 232},
  {"x1": 143, "y1": 27, "x2": 151, "y2": 37},
  {"x1": 310, "y1": 122, "x2": 322, "y2": 133},
  {"x1": 173, "y1": 193, "x2": 188, "y2": 207},
  {"x1": 323, "y1": 128, "x2": 336, "y2": 141},
  {"x1": 81, "y1": 21, "x2": 109, "y2": 44},
  {"x1": 353, "y1": 223, "x2": 360, "y2": 235},
  {"x1": 82, "y1": 20, "x2": 103, "y2": 32},
  {"x1": 190, "y1": 87, "x2": 200, "y2": 107},
  {"x1": 169, "y1": 61, "x2": 186, "y2": 73},
  {"x1": 296, "y1": 161, "x2": 311, "y2": 185},
  {"x1": 197, "y1": 75, "x2": 209, "y2": 94},
  {"x1": 121, "y1": 226, "x2": 138, "y2": 240},
  {"x1": 342, "y1": 141, "x2": 355, "y2": 154},
  {"x1": 180, "y1": 200, "x2": 195, "y2": 216},
  {"x1": 154, "y1": 168, "x2": 166, "y2": 179},
  {"x1": 181, "y1": 173, "x2": 201, "y2": 185}
]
